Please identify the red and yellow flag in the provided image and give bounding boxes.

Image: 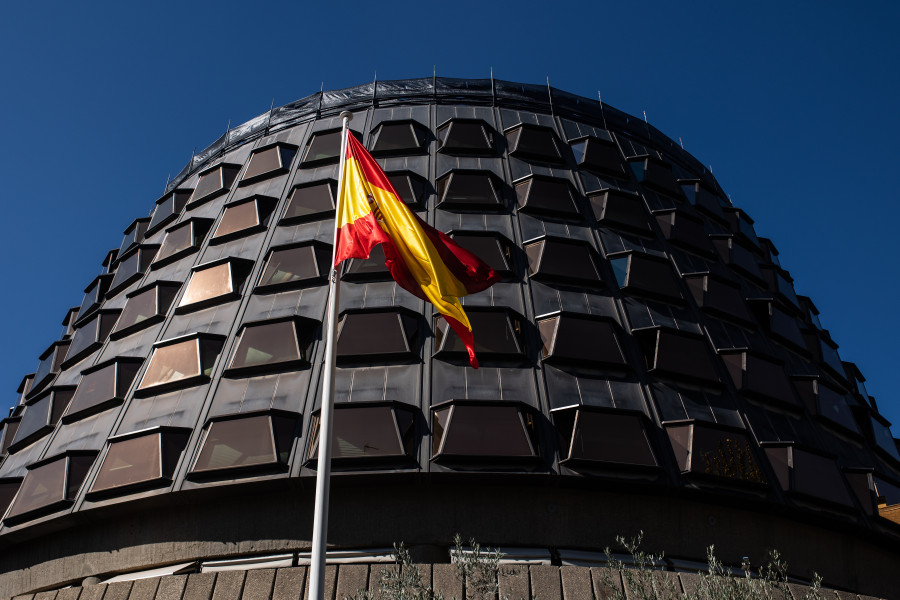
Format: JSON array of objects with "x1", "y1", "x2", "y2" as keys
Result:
[{"x1": 335, "y1": 132, "x2": 500, "y2": 368}]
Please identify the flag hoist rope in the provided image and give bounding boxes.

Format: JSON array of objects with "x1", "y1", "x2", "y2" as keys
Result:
[{"x1": 309, "y1": 110, "x2": 353, "y2": 600}]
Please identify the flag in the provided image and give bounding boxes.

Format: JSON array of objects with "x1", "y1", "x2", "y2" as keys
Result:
[{"x1": 334, "y1": 132, "x2": 500, "y2": 368}]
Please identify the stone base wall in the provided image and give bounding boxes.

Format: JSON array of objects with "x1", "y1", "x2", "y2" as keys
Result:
[{"x1": 10, "y1": 565, "x2": 887, "y2": 600}]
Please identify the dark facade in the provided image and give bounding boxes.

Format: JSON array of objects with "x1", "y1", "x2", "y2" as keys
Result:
[{"x1": 1, "y1": 78, "x2": 899, "y2": 599}]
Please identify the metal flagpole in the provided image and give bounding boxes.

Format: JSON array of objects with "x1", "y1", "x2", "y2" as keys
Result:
[{"x1": 309, "y1": 109, "x2": 353, "y2": 600}]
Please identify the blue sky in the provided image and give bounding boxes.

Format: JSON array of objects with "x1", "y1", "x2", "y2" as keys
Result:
[{"x1": 1, "y1": 1, "x2": 898, "y2": 426}]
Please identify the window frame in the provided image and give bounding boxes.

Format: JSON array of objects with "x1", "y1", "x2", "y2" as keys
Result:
[
  {"x1": 436, "y1": 118, "x2": 495, "y2": 156},
  {"x1": 62, "y1": 356, "x2": 144, "y2": 424},
  {"x1": 224, "y1": 316, "x2": 319, "y2": 377},
  {"x1": 186, "y1": 163, "x2": 242, "y2": 210},
  {"x1": 240, "y1": 142, "x2": 298, "y2": 185},
  {"x1": 176, "y1": 257, "x2": 254, "y2": 314},
  {"x1": 209, "y1": 195, "x2": 277, "y2": 245},
  {"x1": 280, "y1": 179, "x2": 337, "y2": 224},
  {"x1": 368, "y1": 119, "x2": 429, "y2": 156},
  {"x1": 254, "y1": 240, "x2": 332, "y2": 293},
  {"x1": 110, "y1": 280, "x2": 181, "y2": 340},
  {"x1": 150, "y1": 217, "x2": 214, "y2": 269},
  {"x1": 134, "y1": 332, "x2": 226, "y2": 398},
  {"x1": 435, "y1": 169, "x2": 506, "y2": 211}
]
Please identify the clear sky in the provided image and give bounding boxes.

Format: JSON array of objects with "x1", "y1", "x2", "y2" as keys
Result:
[{"x1": 1, "y1": 1, "x2": 898, "y2": 427}]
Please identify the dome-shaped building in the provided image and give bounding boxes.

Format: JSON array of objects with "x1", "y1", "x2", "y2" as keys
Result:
[{"x1": 1, "y1": 78, "x2": 898, "y2": 599}]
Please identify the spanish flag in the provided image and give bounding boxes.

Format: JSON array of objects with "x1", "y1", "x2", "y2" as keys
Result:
[{"x1": 335, "y1": 132, "x2": 500, "y2": 368}]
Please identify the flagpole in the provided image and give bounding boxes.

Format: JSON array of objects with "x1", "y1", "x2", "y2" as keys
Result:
[{"x1": 309, "y1": 109, "x2": 353, "y2": 600}]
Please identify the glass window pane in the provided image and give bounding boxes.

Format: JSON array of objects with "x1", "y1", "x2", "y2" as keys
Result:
[
  {"x1": 283, "y1": 182, "x2": 335, "y2": 222},
  {"x1": 437, "y1": 172, "x2": 501, "y2": 209},
  {"x1": 180, "y1": 263, "x2": 234, "y2": 308},
  {"x1": 155, "y1": 223, "x2": 194, "y2": 263},
  {"x1": 193, "y1": 416, "x2": 277, "y2": 472},
  {"x1": 515, "y1": 177, "x2": 580, "y2": 218},
  {"x1": 337, "y1": 312, "x2": 417, "y2": 360},
  {"x1": 507, "y1": 125, "x2": 562, "y2": 162},
  {"x1": 568, "y1": 411, "x2": 656, "y2": 466},
  {"x1": 526, "y1": 239, "x2": 602, "y2": 285},
  {"x1": 259, "y1": 245, "x2": 327, "y2": 289},
  {"x1": 439, "y1": 404, "x2": 535, "y2": 457},
  {"x1": 213, "y1": 201, "x2": 260, "y2": 240},
  {"x1": 91, "y1": 434, "x2": 162, "y2": 493},
  {"x1": 229, "y1": 321, "x2": 302, "y2": 371},
  {"x1": 243, "y1": 145, "x2": 295, "y2": 181},
  {"x1": 66, "y1": 363, "x2": 117, "y2": 419},
  {"x1": 303, "y1": 130, "x2": 342, "y2": 163},
  {"x1": 372, "y1": 122, "x2": 424, "y2": 154},
  {"x1": 139, "y1": 340, "x2": 201, "y2": 390},
  {"x1": 438, "y1": 121, "x2": 492, "y2": 154},
  {"x1": 6, "y1": 457, "x2": 67, "y2": 519},
  {"x1": 326, "y1": 406, "x2": 403, "y2": 459}
]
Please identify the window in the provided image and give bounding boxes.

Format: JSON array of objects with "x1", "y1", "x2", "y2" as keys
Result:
[
  {"x1": 30, "y1": 340, "x2": 71, "y2": 397},
  {"x1": 680, "y1": 181, "x2": 726, "y2": 223},
  {"x1": 651, "y1": 383, "x2": 742, "y2": 427},
  {"x1": 437, "y1": 119, "x2": 494, "y2": 155},
  {"x1": 210, "y1": 196, "x2": 277, "y2": 244},
  {"x1": 554, "y1": 408, "x2": 657, "y2": 468},
  {"x1": 370, "y1": 120, "x2": 428, "y2": 155},
  {"x1": 724, "y1": 208, "x2": 760, "y2": 247},
  {"x1": 449, "y1": 232, "x2": 514, "y2": 279},
  {"x1": 336, "y1": 310, "x2": 419, "y2": 363},
  {"x1": 135, "y1": 333, "x2": 225, "y2": 397},
  {"x1": 514, "y1": 175, "x2": 581, "y2": 219},
  {"x1": 177, "y1": 258, "x2": 254, "y2": 312},
  {"x1": 537, "y1": 313, "x2": 626, "y2": 369},
  {"x1": 587, "y1": 189, "x2": 650, "y2": 233},
  {"x1": 225, "y1": 317, "x2": 318, "y2": 376},
  {"x1": 0, "y1": 417, "x2": 20, "y2": 455},
  {"x1": 256, "y1": 241, "x2": 331, "y2": 292},
  {"x1": 635, "y1": 327, "x2": 719, "y2": 385},
  {"x1": 764, "y1": 445, "x2": 853, "y2": 506},
  {"x1": 187, "y1": 163, "x2": 241, "y2": 208},
  {"x1": 654, "y1": 209, "x2": 715, "y2": 257},
  {"x1": 791, "y1": 377, "x2": 859, "y2": 435},
  {"x1": 432, "y1": 400, "x2": 540, "y2": 464},
  {"x1": 759, "y1": 265, "x2": 801, "y2": 310},
  {"x1": 0, "y1": 478, "x2": 20, "y2": 517},
  {"x1": 803, "y1": 333, "x2": 845, "y2": 382},
  {"x1": 88, "y1": 427, "x2": 190, "y2": 496},
  {"x1": 4, "y1": 452, "x2": 96, "y2": 524},
  {"x1": 111, "y1": 281, "x2": 181, "y2": 339},
  {"x1": 570, "y1": 135, "x2": 625, "y2": 177},
  {"x1": 747, "y1": 300, "x2": 807, "y2": 355},
  {"x1": 241, "y1": 143, "x2": 297, "y2": 184},
  {"x1": 9, "y1": 387, "x2": 74, "y2": 452},
  {"x1": 147, "y1": 189, "x2": 192, "y2": 235},
  {"x1": 61, "y1": 307, "x2": 79, "y2": 339},
  {"x1": 75, "y1": 273, "x2": 113, "y2": 324},
  {"x1": 505, "y1": 124, "x2": 564, "y2": 164},
  {"x1": 665, "y1": 422, "x2": 766, "y2": 485},
  {"x1": 869, "y1": 414, "x2": 900, "y2": 462},
  {"x1": 683, "y1": 274, "x2": 754, "y2": 327},
  {"x1": 525, "y1": 237, "x2": 603, "y2": 287},
  {"x1": 307, "y1": 402, "x2": 416, "y2": 466},
  {"x1": 386, "y1": 171, "x2": 427, "y2": 207},
  {"x1": 190, "y1": 412, "x2": 297, "y2": 476},
  {"x1": 62, "y1": 309, "x2": 121, "y2": 369},
  {"x1": 118, "y1": 218, "x2": 150, "y2": 257},
  {"x1": 63, "y1": 357, "x2": 143, "y2": 423},
  {"x1": 710, "y1": 235, "x2": 764, "y2": 284},
  {"x1": 16, "y1": 374, "x2": 35, "y2": 407},
  {"x1": 152, "y1": 218, "x2": 214, "y2": 267},
  {"x1": 720, "y1": 350, "x2": 799, "y2": 408},
  {"x1": 301, "y1": 129, "x2": 345, "y2": 165},
  {"x1": 108, "y1": 244, "x2": 159, "y2": 298},
  {"x1": 436, "y1": 170, "x2": 504, "y2": 211},
  {"x1": 343, "y1": 244, "x2": 391, "y2": 281},
  {"x1": 608, "y1": 251, "x2": 682, "y2": 303},
  {"x1": 281, "y1": 180, "x2": 337, "y2": 223},
  {"x1": 434, "y1": 308, "x2": 526, "y2": 361},
  {"x1": 627, "y1": 155, "x2": 681, "y2": 197}
]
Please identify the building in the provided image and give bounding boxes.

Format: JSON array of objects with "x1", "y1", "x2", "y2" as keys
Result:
[{"x1": 0, "y1": 78, "x2": 898, "y2": 599}]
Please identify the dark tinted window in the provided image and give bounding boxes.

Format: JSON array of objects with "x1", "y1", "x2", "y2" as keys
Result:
[
  {"x1": 558, "y1": 410, "x2": 657, "y2": 467},
  {"x1": 386, "y1": 172, "x2": 427, "y2": 207},
  {"x1": 63, "y1": 310, "x2": 120, "y2": 368},
  {"x1": 188, "y1": 164, "x2": 240, "y2": 207},
  {"x1": 721, "y1": 351, "x2": 799, "y2": 408},
  {"x1": 76, "y1": 274, "x2": 112, "y2": 324},
  {"x1": 192, "y1": 414, "x2": 295, "y2": 473},
  {"x1": 588, "y1": 190, "x2": 650, "y2": 233},
  {"x1": 655, "y1": 210, "x2": 715, "y2": 257},
  {"x1": 684, "y1": 274, "x2": 753, "y2": 326},
  {"x1": 213, "y1": 200, "x2": 261, "y2": 239},
  {"x1": 506, "y1": 125, "x2": 563, "y2": 163},
  {"x1": 525, "y1": 238, "x2": 603, "y2": 286},
  {"x1": 283, "y1": 181, "x2": 336, "y2": 223},
  {"x1": 336, "y1": 311, "x2": 419, "y2": 362},
  {"x1": 628, "y1": 156, "x2": 681, "y2": 197},
  {"x1": 637, "y1": 328, "x2": 719, "y2": 385},
  {"x1": 302, "y1": 130, "x2": 342, "y2": 164},
  {"x1": 537, "y1": 314, "x2": 625, "y2": 368},
  {"x1": 13, "y1": 388, "x2": 74, "y2": 449},
  {"x1": 371, "y1": 121, "x2": 427, "y2": 155},
  {"x1": 257, "y1": 243, "x2": 331, "y2": 291},
  {"x1": 343, "y1": 244, "x2": 391, "y2": 281},
  {"x1": 571, "y1": 136, "x2": 624, "y2": 176},
  {"x1": 667, "y1": 423, "x2": 765, "y2": 484},
  {"x1": 652, "y1": 383, "x2": 742, "y2": 427},
  {"x1": 227, "y1": 319, "x2": 315, "y2": 375},
  {"x1": 433, "y1": 403, "x2": 539, "y2": 459},
  {"x1": 436, "y1": 171, "x2": 503, "y2": 210},
  {"x1": 108, "y1": 245, "x2": 158, "y2": 297},
  {"x1": 153, "y1": 219, "x2": 213, "y2": 266},
  {"x1": 765, "y1": 446, "x2": 852, "y2": 506},
  {"x1": 137, "y1": 335, "x2": 223, "y2": 395},
  {"x1": 437, "y1": 120, "x2": 494, "y2": 155},
  {"x1": 90, "y1": 429, "x2": 189, "y2": 495},
  {"x1": 147, "y1": 190, "x2": 191, "y2": 235},
  {"x1": 112, "y1": 282, "x2": 180, "y2": 338},
  {"x1": 434, "y1": 310, "x2": 524, "y2": 359},
  {"x1": 515, "y1": 176, "x2": 580, "y2": 218},
  {"x1": 611, "y1": 252, "x2": 682, "y2": 303},
  {"x1": 31, "y1": 340, "x2": 71, "y2": 395},
  {"x1": 308, "y1": 404, "x2": 415, "y2": 463},
  {"x1": 178, "y1": 259, "x2": 251, "y2": 312},
  {"x1": 64, "y1": 359, "x2": 142, "y2": 423},
  {"x1": 450, "y1": 233, "x2": 513, "y2": 278},
  {"x1": 118, "y1": 218, "x2": 149, "y2": 257},
  {"x1": 5, "y1": 457, "x2": 67, "y2": 520},
  {"x1": 242, "y1": 144, "x2": 296, "y2": 183}
]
